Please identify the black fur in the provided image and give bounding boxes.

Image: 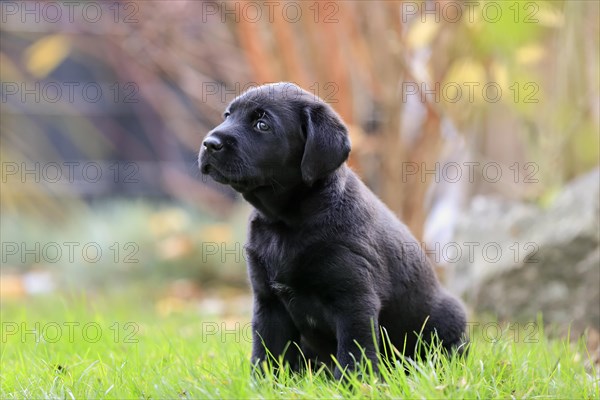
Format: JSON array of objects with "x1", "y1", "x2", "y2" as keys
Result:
[{"x1": 199, "y1": 82, "x2": 467, "y2": 379}]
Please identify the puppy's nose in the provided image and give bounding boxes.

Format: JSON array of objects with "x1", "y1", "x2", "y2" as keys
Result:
[{"x1": 203, "y1": 136, "x2": 223, "y2": 152}]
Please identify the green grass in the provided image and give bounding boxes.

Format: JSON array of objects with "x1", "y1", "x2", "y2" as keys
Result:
[{"x1": 1, "y1": 293, "x2": 598, "y2": 399}]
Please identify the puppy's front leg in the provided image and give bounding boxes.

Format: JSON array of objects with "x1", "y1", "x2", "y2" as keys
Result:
[
  {"x1": 334, "y1": 313, "x2": 380, "y2": 380},
  {"x1": 251, "y1": 295, "x2": 300, "y2": 373}
]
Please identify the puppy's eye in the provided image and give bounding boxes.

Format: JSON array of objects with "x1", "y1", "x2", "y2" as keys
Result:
[{"x1": 255, "y1": 121, "x2": 270, "y2": 132}]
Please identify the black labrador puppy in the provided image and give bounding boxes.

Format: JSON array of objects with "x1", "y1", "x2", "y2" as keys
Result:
[{"x1": 199, "y1": 82, "x2": 467, "y2": 379}]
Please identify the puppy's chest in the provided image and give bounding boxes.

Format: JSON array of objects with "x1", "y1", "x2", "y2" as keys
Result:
[
  {"x1": 246, "y1": 224, "x2": 327, "y2": 295},
  {"x1": 247, "y1": 225, "x2": 336, "y2": 334},
  {"x1": 247, "y1": 227, "x2": 306, "y2": 280}
]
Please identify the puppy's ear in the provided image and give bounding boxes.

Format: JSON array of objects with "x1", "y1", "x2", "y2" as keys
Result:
[{"x1": 301, "y1": 103, "x2": 351, "y2": 185}]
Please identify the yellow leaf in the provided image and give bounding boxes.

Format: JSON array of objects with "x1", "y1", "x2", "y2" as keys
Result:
[
  {"x1": 24, "y1": 34, "x2": 71, "y2": 78},
  {"x1": 149, "y1": 208, "x2": 189, "y2": 237},
  {"x1": 157, "y1": 234, "x2": 194, "y2": 260},
  {"x1": 446, "y1": 59, "x2": 486, "y2": 84},
  {"x1": 443, "y1": 59, "x2": 487, "y2": 104},
  {"x1": 407, "y1": 20, "x2": 440, "y2": 49},
  {"x1": 516, "y1": 44, "x2": 546, "y2": 65},
  {"x1": 490, "y1": 61, "x2": 510, "y2": 94},
  {"x1": 198, "y1": 223, "x2": 234, "y2": 244}
]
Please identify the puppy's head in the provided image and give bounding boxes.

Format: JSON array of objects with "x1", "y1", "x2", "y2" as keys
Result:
[{"x1": 199, "y1": 82, "x2": 350, "y2": 192}]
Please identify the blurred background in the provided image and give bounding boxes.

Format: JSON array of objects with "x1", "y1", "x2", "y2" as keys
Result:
[{"x1": 1, "y1": 1, "x2": 598, "y2": 337}]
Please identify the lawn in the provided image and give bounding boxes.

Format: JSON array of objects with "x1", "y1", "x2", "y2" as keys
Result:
[{"x1": 1, "y1": 292, "x2": 598, "y2": 399}]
